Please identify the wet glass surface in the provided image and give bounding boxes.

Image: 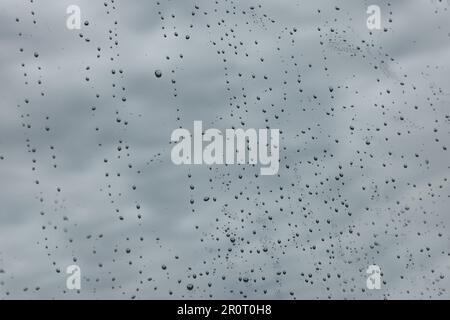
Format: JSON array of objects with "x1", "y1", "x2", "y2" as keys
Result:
[{"x1": 0, "y1": 0, "x2": 449, "y2": 299}]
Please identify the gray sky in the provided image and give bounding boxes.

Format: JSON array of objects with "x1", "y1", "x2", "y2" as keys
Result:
[{"x1": 0, "y1": 0, "x2": 449, "y2": 299}]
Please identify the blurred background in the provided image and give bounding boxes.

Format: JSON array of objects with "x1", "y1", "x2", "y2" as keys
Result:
[{"x1": 0, "y1": 0, "x2": 449, "y2": 299}]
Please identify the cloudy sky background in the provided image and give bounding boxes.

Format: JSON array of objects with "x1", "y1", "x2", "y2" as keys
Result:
[{"x1": 0, "y1": 0, "x2": 449, "y2": 299}]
